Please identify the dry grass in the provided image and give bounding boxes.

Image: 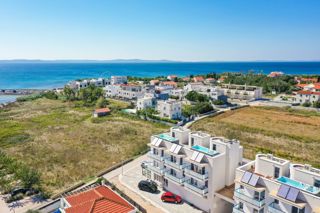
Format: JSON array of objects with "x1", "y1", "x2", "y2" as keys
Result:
[
  {"x1": 0, "y1": 98, "x2": 167, "y2": 194},
  {"x1": 191, "y1": 106, "x2": 320, "y2": 168}
]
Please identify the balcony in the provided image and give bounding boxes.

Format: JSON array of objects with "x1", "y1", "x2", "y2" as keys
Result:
[
  {"x1": 232, "y1": 204, "x2": 244, "y2": 213},
  {"x1": 147, "y1": 165, "x2": 165, "y2": 175},
  {"x1": 147, "y1": 152, "x2": 165, "y2": 161},
  {"x1": 164, "y1": 159, "x2": 187, "y2": 170},
  {"x1": 184, "y1": 166, "x2": 208, "y2": 181},
  {"x1": 268, "y1": 202, "x2": 285, "y2": 213},
  {"x1": 234, "y1": 188, "x2": 265, "y2": 208},
  {"x1": 184, "y1": 179, "x2": 208, "y2": 196},
  {"x1": 164, "y1": 172, "x2": 185, "y2": 185}
]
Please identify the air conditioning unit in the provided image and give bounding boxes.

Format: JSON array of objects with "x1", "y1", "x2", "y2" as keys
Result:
[{"x1": 304, "y1": 164, "x2": 312, "y2": 170}]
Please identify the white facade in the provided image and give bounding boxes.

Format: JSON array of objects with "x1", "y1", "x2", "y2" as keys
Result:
[
  {"x1": 156, "y1": 99, "x2": 182, "y2": 119},
  {"x1": 184, "y1": 83, "x2": 224, "y2": 100},
  {"x1": 146, "y1": 127, "x2": 243, "y2": 212},
  {"x1": 136, "y1": 96, "x2": 153, "y2": 110},
  {"x1": 105, "y1": 84, "x2": 144, "y2": 100},
  {"x1": 219, "y1": 84, "x2": 263, "y2": 101},
  {"x1": 169, "y1": 89, "x2": 185, "y2": 99},
  {"x1": 294, "y1": 91, "x2": 320, "y2": 104},
  {"x1": 111, "y1": 76, "x2": 128, "y2": 85},
  {"x1": 69, "y1": 78, "x2": 110, "y2": 90},
  {"x1": 233, "y1": 154, "x2": 320, "y2": 213}
]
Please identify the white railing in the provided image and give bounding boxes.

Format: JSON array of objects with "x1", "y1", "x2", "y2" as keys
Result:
[
  {"x1": 268, "y1": 203, "x2": 285, "y2": 213},
  {"x1": 147, "y1": 165, "x2": 165, "y2": 175},
  {"x1": 232, "y1": 204, "x2": 244, "y2": 213},
  {"x1": 164, "y1": 159, "x2": 187, "y2": 170},
  {"x1": 234, "y1": 188, "x2": 265, "y2": 208},
  {"x1": 184, "y1": 180, "x2": 208, "y2": 196},
  {"x1": 184, "y1": 166, "x2": 208, "y2": 180},
  {"x1": 147, "y1": 152, "x2": 165, "y2": 161},
  {"x1": 164, "y1": 172, "x2": 185, "y2": 184}
]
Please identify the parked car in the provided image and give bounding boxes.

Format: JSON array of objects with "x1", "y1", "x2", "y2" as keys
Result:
[
  {"x1": 161, "y1": 191, "x2": 182, "y2": 203},
  {"x1": 10, "y1": 188, "x2": 28, "y2": 197},
  {"x1": 138, "y1": 180, "x2": 157, "y2": 193}
]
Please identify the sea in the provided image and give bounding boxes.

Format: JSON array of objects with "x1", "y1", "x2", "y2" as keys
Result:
[{"x1": 0, "y1": 61, "x2": 319, "y2": 104}]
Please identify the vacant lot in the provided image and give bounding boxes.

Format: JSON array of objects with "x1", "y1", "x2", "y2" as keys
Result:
[
  {"x1": 191, "y1": 106, "x2": 320, "y2": 168},
  {"x1": 0, "y1": 98, "x2": 167, "y2": 194}
]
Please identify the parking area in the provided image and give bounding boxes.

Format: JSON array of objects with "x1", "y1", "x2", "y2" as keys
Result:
[{"x1": 119, "y1": 162, "x2": 203, "y2": 213}]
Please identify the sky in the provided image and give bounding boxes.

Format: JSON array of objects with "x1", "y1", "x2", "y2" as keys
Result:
[{"x1": 0, "y1": 0, "x2": 319, "y2": 61}]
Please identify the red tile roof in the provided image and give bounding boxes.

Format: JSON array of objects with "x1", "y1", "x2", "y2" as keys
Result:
[
  {"x1": 65, "y1": 185, "x2": 134, "y2": 213},
  {"x1": 297, "y1": 90, "x2": 320, "y2": 95},
  {"x1": 296, "y1": 84, "x2": 308, "y2": 88},
  {"x1": 314, "y1": 83, "x2": 320, "y2": 90},
  {"x1": 161, "y1": 81, "x2": 177, "y2": 86},
  {"x1": 193, "y1": 76, "x2": 204, "y2": 82},
  {"x1": 94, "y1": 108, "x2": 111, "y2": 113}
]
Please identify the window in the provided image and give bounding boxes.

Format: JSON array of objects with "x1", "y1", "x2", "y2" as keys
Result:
[
  {"x1": 172, "y1": 132, "x2": 175, "y2": 137},
  {"x1": 191, "y1": 137, "x2": 194, "y2": 146},
  {"x1": 274, "y1": 199, "x2": 279, "y2": 204},
  {"x1": 314, "y1": 179, "x2": 320, "y2": 187},
  {"x1": 212, "y1": 144, "x2": 217, "y2": 150},
  {"x1": 274, "y1": 167, "x2": 280, "y2": 178}
]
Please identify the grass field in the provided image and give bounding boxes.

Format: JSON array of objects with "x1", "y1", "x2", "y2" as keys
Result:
[
  {"x1": 191, "y1": 106, "x2": 320, "y2": 168},
  {"x1": 0, "y1": 98, "x2": 168, "y2": 194}
]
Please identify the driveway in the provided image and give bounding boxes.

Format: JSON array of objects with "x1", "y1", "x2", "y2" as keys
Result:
[{"x1": 118, "y1": 160, "x2": 203, "y2": 213}]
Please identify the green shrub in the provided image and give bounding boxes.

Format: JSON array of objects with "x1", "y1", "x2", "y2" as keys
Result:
[{"x1": 302, "y1": 102, "x2": 311, "y2": 107}]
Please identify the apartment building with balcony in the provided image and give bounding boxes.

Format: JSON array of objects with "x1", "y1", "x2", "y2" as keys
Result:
[
  {"x1": 156, "y1": 99, "x2": 182, "y2": 119},
  {"x1": 146, "y1": 127, "x2": 243, "y2": 212},
  {"x1": 219, "y1": 84, "x2": 263, "y2": 101},
  {"x1": 233, "y1": 154, "x2": 320, "y2": 213}
]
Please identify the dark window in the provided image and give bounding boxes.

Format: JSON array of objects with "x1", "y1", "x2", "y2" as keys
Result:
[
  {"x1": 172, "y1": 132, "x2": 175, "y2": 137},
  {"x1": 274, "y1": 199, "x2": 279, "y2": 204},
  {"x1": 274, "y1": 167, "x2": 280, "y2": 178},
  {"x1": 314, "y1": 179, "x2": 320, "y2": 187},
  {"x1": 212, "y1": 144, "x2": 217, "y2": 150},
  {"x1": 191, "y1": 138, "x2": 194, "y2": 146}
]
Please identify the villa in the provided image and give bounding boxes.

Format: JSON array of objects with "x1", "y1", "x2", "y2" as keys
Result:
[
  {"x1": 233, "y1": 154, "x2": 320, "y2": 213},
  {"x1": 145, "y1": 127, "x2": 243, "y2": 212},
  {"x1": 156, "y1": 99, "x2": 182, "y2": 119},
  {"x1": 59, "y1": 184, "x2": 136, "y2": 213},
  {"x1": 136, "y1": 96, "x2": 154, "y2": 110},
  {"x1": 105, "y1": 84, "x2": 144, "y2": 100},
  {"x1": 111, "y1": 76, "x2": 128, "y2": 85},
  {"x1": 219, "y1": 84, "x2": 263, "y2": 101},
  {"x1": 294, "y1": 90, "x2": 320, "y2": 104}
]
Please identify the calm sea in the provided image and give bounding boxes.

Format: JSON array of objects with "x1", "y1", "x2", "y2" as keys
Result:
[{"x1": 0, "y1": 62, "x2": 319, "y2": 90}]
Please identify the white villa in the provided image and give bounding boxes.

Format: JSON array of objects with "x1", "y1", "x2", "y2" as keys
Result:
[
  {"x1": 105, "y1": 84, "x2": 144, "y2": 100},
  {"x1": 156, "y1": 99, "x2": 182, "y2": 119},
  {"x1": 233, "y1": 154, "x2": 320, "y2": 213},
  {"x1": 111, "y1": 76, "x2": 128, "y2": 85},
  {"x1": 146, "y1": 127, "x2": 243, "y2": 212},
  {"x1": 136, "y1": 96, "x2": 154, "y2": 110},
  {"x1": 219, "y1": 84, "x2": 263, "y2": 101},
  {"x1": 294, "y1": 91, "x2": 320, "y2": 104},
  {"x1": 68, "y1": 78, "x2": 110, "y2": 90}
]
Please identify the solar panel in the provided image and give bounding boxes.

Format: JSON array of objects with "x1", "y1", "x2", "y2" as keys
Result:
[
  {"x1": 277, "y1": 184, "x2": 290, "y2": 198},
  {"x1": 170, "y1": 144, "x2": 177, "y2": 152},
  {"x1": 155, "y1": 139, "x2": 162, "y2": 147},
  {"x1": 248, "y1": 174, "x2": 260, "y2": 186},
  {"x1": 195, "y1": 153, "x2": 204, "y2": 163},
  {"x1": 286, "y1": 187, "x2": 300, "y2": 202},
  {"x1": 241, "y1": 172, "x2": 253, "y2": 184},
  {"x1": 173, "y1": 145, "x2": 182, "y2": 154},
  {"x1": 191, "y1": 151, "x2": 199, "y2": 161},
  {"x1": 151, "y1": 138, "x2": 158, "y2": 145}
]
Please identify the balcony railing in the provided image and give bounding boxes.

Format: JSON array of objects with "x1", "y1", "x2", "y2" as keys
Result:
[
  {"x1": 147, "y1": 152, "x2": 165, "y2": 161},
  {"x1": 147, "y1": 165, "x2": 165, "y2": 175},
  {"x1": 184, "y1": 166, "x2": 208, "y2": 181},
  {"x1": 234, "y1": 188, "x2": 265, "y2": 208},
  {"x1": 232, "y1": 204, "x2": 245, "y2": 213},
  {"x1": 268, "y1": 202, "x2": 285, "y2": 213},
  {"x1": 184, "y1": 179, "x2": 208, "y2": 196},
  {"x1": 164, "y1": 159, "x2": 187, "y2": 170},
  {"x1": 164, "y1": 172, "x2": 185, "y2": 184}
]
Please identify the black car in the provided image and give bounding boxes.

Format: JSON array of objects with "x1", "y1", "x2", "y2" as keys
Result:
[
  {"x1": 10, "y1": 188, "x2": 28, "y2": 197},
  {"x1": 138, "y1": 180, "x2": 158, "y2": 193}
]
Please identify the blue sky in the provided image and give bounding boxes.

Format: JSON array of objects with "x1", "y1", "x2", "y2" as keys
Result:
[{"x1": 0, "y1": 0, "x2": 319, "y2": 61}]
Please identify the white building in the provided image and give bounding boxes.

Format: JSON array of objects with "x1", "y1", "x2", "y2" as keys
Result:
[
  {"x1": 136, "y1": 96, "x2": 154, "y2": 110},
  {"x1": 233, "y1": 154, "x2": 320, "y2": 213},
  {"x1": 219, "y1": 84, "x2": 263, "y2": 101},
  {"x1": 105, "y1": 84, "x2": 144, "y2": 100},
  {"x1": 68, "y1": 78, "x2": 110, "y2": 90},
  {"x1": 184, "y1": 83, "x2": 224, "y2": 101},
  {"x1": 294, "y1": 91, "x2": 320, "y2": 104},
  {"x1": 156, "y1": 99, "x2": 182, "y2": 119},
  {"x1": 146, "y1": 127, "x2": 243, "y2": 212},
  {"x1": 169, "y1": 89, "x2": 185, "y2": 99},
  {"x1": 111, "y1": 76, "x2": 128, "y2": 85}
]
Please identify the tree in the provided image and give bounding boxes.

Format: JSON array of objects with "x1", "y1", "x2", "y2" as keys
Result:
[
  {"x1": 96, "y1": 97, "x2": 108, "y2": 108},
  {"x1": 185, "y1": 91, "x2": 209, "y2": 102},
  {"x1": 302, "y1": 102, "x2": 311, "y2": 107},
  {"x1": 43, "y1": 91, "x2": 58, "y2": 100},
  {"x1": 63, "y1": 86, "x2": 76, "y2": 101},
  {"x1": 313, "y1": 101, "x2": 320, "y2": 108}
]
